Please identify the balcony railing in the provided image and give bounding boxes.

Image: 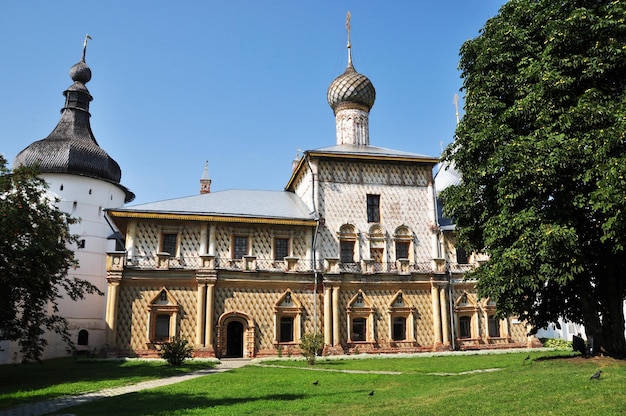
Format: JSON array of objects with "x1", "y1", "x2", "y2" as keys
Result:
[
  {"x1": 110, "y1": 252, "x2": 476, "y2": 275},
  {"x1": 448, "y1": 263, "x2": 476, "y2": 274}
]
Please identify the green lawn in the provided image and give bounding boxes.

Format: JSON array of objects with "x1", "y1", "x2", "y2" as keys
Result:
[
  {"x1": 2, "y1": 351, "x2": 625, "y2": 415},
  {"x1": 0, "y1": 357, "x2": 216, "y2": 409}
]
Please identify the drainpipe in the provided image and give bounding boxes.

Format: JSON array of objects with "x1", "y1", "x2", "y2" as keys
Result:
[
  {"x1": 448, "y1": 267, "x2": 456, "y2": 351},
  {"x1": 432, "y1": 173, "x2": 456, "y2": 350},
  {"x1": 305, "y1": 154, "x2": 321, "y2": 347}
]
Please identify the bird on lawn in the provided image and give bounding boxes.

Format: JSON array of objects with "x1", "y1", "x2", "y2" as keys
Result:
[
  {"x1": 590, "y1": 370, "x2": 602, "y2": 380},
  {"x1": 312, "y1": 380, "x2": 319, "y2": 385},
  {"x1": 524, "y1": 354, "x2": 530, "y2": 361},
  {"x1": 369, "y1": 391, "x2": 375, "y2": 396}
]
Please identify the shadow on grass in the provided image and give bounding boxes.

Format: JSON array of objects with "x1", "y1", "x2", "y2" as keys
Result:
[
  {"x1": 67, "y1": 391, "x2": 308, "y2": 415},
  {"x1": 534, "y1": 353, "x2": 580, "y2": 362},
  {"x1": 311, "y1": 360, "x2": 353, "y2": 367},
  {"x1": 0, "y1": 358, "x2": 216, "y2": 409},
  {"x1": 267, "y1": 360, "x2": 350, "y2": 368}
]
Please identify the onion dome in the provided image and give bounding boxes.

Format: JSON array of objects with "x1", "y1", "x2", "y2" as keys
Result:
[
  {"x1": 13, "y1": 36, "x2": 134, "y2": 202},
  {"x1": 69, "y1": 59, "x2": 92, "y2": 83},
  {"x1": 327, "y1": 62, "x2": 376, "y2": 114},
  {"x1": 327, "y1": 12, "x2": 376, "y2": 146}
]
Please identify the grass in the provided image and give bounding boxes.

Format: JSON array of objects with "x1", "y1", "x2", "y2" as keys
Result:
[
  {"x1": 2, "y1": 351, "x2": 626, "y2": 415},
  {"x1": 0, "y1": 357, "x2": 216, "y2": 409}
]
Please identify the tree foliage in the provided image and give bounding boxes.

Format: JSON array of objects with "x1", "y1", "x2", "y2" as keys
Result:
[
  {"x1": 442, "y1": 0, "x2": 626, "y2": 355},
  {"x1": 300, "y1": 333, "x2": 324, "y2": 365},
  {"x1": 0, "y1": 155, "x2": 102, "y2": 362}
]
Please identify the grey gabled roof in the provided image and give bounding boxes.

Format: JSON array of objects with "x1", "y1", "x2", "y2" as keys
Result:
[
  {"x1": 115, "y1": 189, "x2": 315, "y2": 222},
  {"x1": 309, "y1": 144, "x2": 438, "y2": 162}
]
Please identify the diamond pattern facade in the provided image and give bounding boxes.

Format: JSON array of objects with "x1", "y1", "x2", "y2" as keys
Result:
[{"x1": 105, "y1": 51, "x2": 538, "y2": 359}]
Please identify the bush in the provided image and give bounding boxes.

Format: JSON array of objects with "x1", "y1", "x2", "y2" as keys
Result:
[
  {"x1": 158, "y1": 337, "x2": 193, "y2": 366},
  {"x1": 540, "y1": 338, "x2": 572, "y2": 350},
  {"x1": 300, "y1": 333, "x2": 324, "y2": 365}
]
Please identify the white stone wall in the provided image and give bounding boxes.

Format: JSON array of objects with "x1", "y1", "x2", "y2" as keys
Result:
[
  {"x1": 314, "y1": 159, "x2": 436, "y2": 263},
  {"x1": 292, "y1": 163, "x2": 314, "y2": 214},
  {"x1": 43, "y1": 173, "x2": 126, "y2": 359},
  {"x1": 335, "y1": 108, "x2": 370, "y2": 146}
]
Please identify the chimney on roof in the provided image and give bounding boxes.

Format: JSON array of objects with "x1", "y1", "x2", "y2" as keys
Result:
[
  {"x1": 292, "y1": 149, "x2": 302, "y2": 172},
  {"x1": 200, "y1": 161, "x2": 211, "y2": 194}
]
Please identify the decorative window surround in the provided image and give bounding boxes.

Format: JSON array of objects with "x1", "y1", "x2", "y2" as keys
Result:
[
  {"x1": 387, "y1": 290, "x2": 416, "y2": 343},
  {"x1": 454, "y1": 292, "x2": 479, "y2": 344},
  {"x1": 273, "y1": 289, "x2": 303, "y2": 346},
  {"x1": 346, "y1": 290, "x2": 376, "y2": 344},
  {"x1": 147, "y1": 287, "x2": 180, "y2": 347}
]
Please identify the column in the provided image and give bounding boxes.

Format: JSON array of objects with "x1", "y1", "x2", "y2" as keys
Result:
[
  {"x1": 306, "y1": 228, "x2": 313, "y2": 264},
  {"x1": 196, "y1": 282, "x2": 206, "y2": 346},
  {"x1": 431, "y1": 283, "x2": 442, "y2": 345},
  {"x1": 504, "y1": 317, "x2": 510, "y2": 339},
  {"x1": 483, "y1": 310, "x2": 489, "y2": 342},
  {"x1": 205, "y1": 283, "x2": 215, "y2": 351},
  {"x1": 200, "y1": 223, "x2": 208, "y2": 255},
  {"x1": 125, "y1": 220, "x2": 137, "y2": 261},
  {"x1": 408, "y1": 310, "x2": 416, "y2": 341},
  {"x1": 105, "y1": 276, "x2": 121, "y2": 346},
  {"x1": 332, "y1": 286, "x2": 340, "y2": 347},
  {"x1": 324, "y1": 286, "x2": 332, "y2": 345},
  {"x1": 208, "y1": 224, "x2": 216, "y2": 256},
  {"x1": 439, "y1": 286, "x2": 450, "y2": 346}
]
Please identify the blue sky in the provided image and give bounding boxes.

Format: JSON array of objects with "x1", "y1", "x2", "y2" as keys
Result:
[{"x1": 1, "y1": 1, "x2": 506, "y2": 205}]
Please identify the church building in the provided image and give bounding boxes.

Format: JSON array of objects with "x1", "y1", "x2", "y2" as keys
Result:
[{"x1": 104, "y1": 24, "x2": 536, "y2": 358}]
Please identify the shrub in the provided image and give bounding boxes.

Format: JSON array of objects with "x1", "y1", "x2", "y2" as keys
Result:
[
  {"x1": 300, "y1": 333, "x2": 324, "y2": 365},
  {"x1": 540, "y1": 338, "x2": 572, "y2": 350},
  {"x1": 158, "y1": 337, "x2": 193, "y2": 366}
]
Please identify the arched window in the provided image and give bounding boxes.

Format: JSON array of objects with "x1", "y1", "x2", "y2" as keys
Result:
[
  {"x1": 77, "y1": 329, "x2": 89, "y2": 346},
  {"x1": 338, "y1": 224, "x2": 359, "y2": 270},
  {"x1": 393, "y1": 226, "x2": 412, "y2": 261}
]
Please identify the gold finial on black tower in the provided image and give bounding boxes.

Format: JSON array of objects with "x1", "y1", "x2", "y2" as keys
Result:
[{"x1": 82, "y1": 34, "x2": 92, "y2": 62}]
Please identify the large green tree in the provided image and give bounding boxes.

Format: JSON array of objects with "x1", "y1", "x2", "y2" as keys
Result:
[
  {"x1": 442, "y1": 0, "x2": 626, "y2": 356},
  {"x1": 0, "y1": 155, "x2": 101, "y2": 362}
]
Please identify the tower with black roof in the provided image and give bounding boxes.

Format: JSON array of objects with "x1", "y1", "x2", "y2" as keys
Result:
[{"x1": 9, "y1": 36, "x2": 133, "y2": 361}]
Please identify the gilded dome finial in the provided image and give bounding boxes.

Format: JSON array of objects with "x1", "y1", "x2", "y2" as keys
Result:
[
  {"x1": 327, "y1": 12, "x2": 375, "y2": 115},
  {"x1": 346, "y1": 11, "x2": 352, "y2": 67},
  {"x1": 82, "y1": 34, "x2": 93, "y2": 62}
]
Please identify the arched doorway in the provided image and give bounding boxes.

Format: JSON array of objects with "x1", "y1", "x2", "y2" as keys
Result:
[
  {"x1": 218, "y1": 311, "x2": 255, "y2": 358},
  {"x1": 226, "y1": 320, "x2": 244, "y2": 358}
]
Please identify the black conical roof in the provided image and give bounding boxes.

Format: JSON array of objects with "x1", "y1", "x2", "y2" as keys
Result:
[{"x1": 14, "y1": 48, "x2": 134, "y2": 202}]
